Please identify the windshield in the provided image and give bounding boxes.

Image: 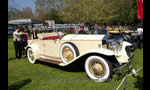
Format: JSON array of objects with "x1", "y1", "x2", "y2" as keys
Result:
[{"x1": 102, "y1": 33, "x2": 124, "y2": 42}]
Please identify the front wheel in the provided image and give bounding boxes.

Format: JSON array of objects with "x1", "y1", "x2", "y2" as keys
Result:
[{"x1": 85, "y1": 56, "x2": 112, "y2": 82}]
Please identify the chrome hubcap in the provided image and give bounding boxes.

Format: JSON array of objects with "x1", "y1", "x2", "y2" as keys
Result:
[
  {"x1": 62, "y1": 47, "x2": 74, "y2": 62},
  {"x1": 89, "y1": 60, "x2": 106, "y2": 78},
  {"x1": 29, "y1": 49, "x2": 34, "y2": 61}
]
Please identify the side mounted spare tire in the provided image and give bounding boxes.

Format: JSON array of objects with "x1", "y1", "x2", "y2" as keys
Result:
[{"x1": 60, "y1": 42, "x2": 79, "y2": 64}]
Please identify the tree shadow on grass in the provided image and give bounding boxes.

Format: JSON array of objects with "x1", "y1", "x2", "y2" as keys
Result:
[
  {"x1": 134, "y1": 76, "x2": 143, "y2": 90},
  {"x1": 36, "y1": 58, "x2": 85, "y2": 72},
  {"x1": 8, "y1": 78, "x2": 32, "y2": 90}
]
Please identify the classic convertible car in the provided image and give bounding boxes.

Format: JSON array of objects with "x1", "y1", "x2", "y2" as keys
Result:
[{"x1": 26, "y1": 31, "x2": 133, "y2": 82}]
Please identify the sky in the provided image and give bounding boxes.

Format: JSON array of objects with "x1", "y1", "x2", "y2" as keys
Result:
[{"x1": 8, "y1": 0, "x2": 36, "y2": 12}]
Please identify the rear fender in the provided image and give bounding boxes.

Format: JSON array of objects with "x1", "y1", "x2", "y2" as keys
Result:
[{"x1": 26, "y1": 44, "x2": 40, "y2": 59}]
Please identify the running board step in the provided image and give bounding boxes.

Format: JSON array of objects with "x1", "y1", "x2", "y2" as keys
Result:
[{"x1": 38, "y1": 58, "x2": 63, "y2": 65}]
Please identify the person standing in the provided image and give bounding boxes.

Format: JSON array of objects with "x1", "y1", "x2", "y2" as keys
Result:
[
  {"x1": 21, "y1": 28, "x2": 29, "y2": 57},
  {"x1": 97, "y1": 26, "x2": 102, "y2": 34},
  {"x1": 84, "y1": 25, "x2": 89, "y2": 34},
  {"x1": 24, "y1": 28, "x2": 29, "y2": 40},
  {"x1": 92, "y1": 24, "x2": 98, "y2": 35},
  {"x1": 72, "y1": 26, "x2": 76, "y2": 34},
  {"x1": 78, "y1": 26, "x2": 86, "y2": 34},
  {"x1": 13, "y1": 27, "x2": 23, "y2": 60},
  {"x1": 32, "y1": 28, "x2": 38, "y2": 39},
  {"x1": 136, "y1": 24, "x2": 143, "y2": 49}
]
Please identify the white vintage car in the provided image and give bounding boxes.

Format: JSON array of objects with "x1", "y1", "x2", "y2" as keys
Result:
[{"x1": 26, "y1": 32, "x2": 133, "y2": 82}]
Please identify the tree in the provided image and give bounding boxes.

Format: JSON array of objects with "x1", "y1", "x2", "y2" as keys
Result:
[
  {"x1": 20, "y1": 7, "x2": 33, "y2": 19},
  {"x1": 34, "y1": 0, "x2": 139, "y2": 25},
  {"x1": 34, "y1": 0, "x2": 64, "y2": 22},
  {"x1": 63, "y1": 0, "x2": 110, "y2": 24},
  {"x1": 45, "y1": 8, "x2": 64, "y2": 23},
  {"x1": 8, "y1": 8, "x2": 21, "y2": 21}
]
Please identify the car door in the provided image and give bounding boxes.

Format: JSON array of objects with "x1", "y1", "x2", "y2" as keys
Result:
[{"x1": 41, "y1": 39, "x2": 61, "y2": 60}]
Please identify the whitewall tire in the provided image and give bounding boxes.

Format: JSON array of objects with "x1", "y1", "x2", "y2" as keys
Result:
[
  {"x1": 60, "y1": 43, "x2": 79, "y2": 64},
  {"x1": 85, "y1": 56, "x2": 112, "y2": 82},
  {"x1": 27, "y1": 48, "x2": 36, "y2": 64}
]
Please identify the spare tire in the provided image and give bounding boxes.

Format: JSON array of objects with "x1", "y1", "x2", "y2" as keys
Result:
[{"x1": 60, "y1": 42, "x2": 79, "y2": 64}]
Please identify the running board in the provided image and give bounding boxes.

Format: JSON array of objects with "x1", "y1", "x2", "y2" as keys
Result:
[{"x1": 38, "y1": 57, "x2": 63, "y2": 65}]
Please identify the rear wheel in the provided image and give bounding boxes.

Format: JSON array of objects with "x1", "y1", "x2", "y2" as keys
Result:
[
  {"x1": 60, "y1": 43, "x2": 79, "y2": 64},
  {"x1": 27, "y1": 48, "x2": 36, "y2": 64},
  {"x1": 85, "y1": 56, "x2": 112, "y2": 82}
]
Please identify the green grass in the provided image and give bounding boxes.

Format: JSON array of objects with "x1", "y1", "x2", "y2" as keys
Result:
[{"x1": 8, "y1": 35, "x2": 143, "y2": 90}]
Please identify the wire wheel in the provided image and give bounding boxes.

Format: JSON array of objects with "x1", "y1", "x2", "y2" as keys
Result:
[
  {"x1": 29, "y1": 50, "x2": 34, "y2": 61},
  {"x1": 27, "y1": 48, "x2": 36, "y2": 64},
  {"x1": 85, "y1": 56, "x2": 112, "y2": 82},
  {"x1": 89, "y1": 60, "x2": 106, "y2": 78},
  {"x1": 62, "y1": 46, "x2": 74, "y2": 62},
  {"x1": 60, "y1": 43, "x2": 79, "y2": 64}
]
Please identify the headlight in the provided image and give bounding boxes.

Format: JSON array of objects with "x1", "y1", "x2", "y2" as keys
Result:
[
  {"x1": 117, "y1": 39, "x2": 123, "y2": 51},
  {"x1": 107, "y1": 40, "x2": 118, "y2": 50},
  {"x1": 111, "y1": 41, "x2": 118, "y2": 49}
]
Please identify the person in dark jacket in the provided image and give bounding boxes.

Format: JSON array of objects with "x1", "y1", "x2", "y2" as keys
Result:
[
  {"x1": 21, "y1": 28, "x2": 29, "y2": 57},
  {"x1": 78, "y1": 26, "x2": 87, "y2": 34},
  {"x1": 91, "y1": 24, "x2": 101, "y2": 34},
  {"x1": 32, "y1": 28, "x2": 38, "y2": 39}
]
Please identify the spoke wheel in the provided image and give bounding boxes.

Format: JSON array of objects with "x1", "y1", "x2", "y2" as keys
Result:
[
  {"x1": 29, "y1": 50, "x2": 34, "y2": 61},
  {"x1": 27, "y1": 48, "x2": 36, "y2": 64},
  {"x1": 85, "y1": 56, "x2": 112, "y2": 82},
  {"x1": 60, "y1": 43, "x2": 79, "y2": 64},
  {"x1": 62, "y1": 46, "x2": 74, "y2": 62},
  {"x1": 89, "y1": 60, "x2": 106, "y2": 78}
]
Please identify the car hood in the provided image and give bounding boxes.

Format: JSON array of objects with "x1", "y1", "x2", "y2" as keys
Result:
[{"x1": 61, "y1": 34, "x2": 105, "y2": 41}]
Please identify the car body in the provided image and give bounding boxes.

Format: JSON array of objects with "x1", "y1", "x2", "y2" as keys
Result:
[{"x1": 26, "y1": 32, "x2": 133, "y2": 82}]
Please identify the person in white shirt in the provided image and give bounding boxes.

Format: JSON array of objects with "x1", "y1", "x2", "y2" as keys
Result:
[
  {"x1": 137, "y1": 27, "x2": 143, "y2": 35},
  {"x1": 136, "y1": 25, "x2": 143, "y2": 48},
  {"x1": 84, "y1": 25, "x2": 89, "y2": 34},
  {"x1": 13, "y1": 27, "x2": 23, "y2": 60}
]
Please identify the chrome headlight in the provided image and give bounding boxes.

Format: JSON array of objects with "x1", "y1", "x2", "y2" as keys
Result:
[
  {"x1": 117, "y1": 38, "x2": 123, "y2": 45},
  {"x1": 111, "y1": 41, "x2": 118, "y2": 49},
  {"x1": 107, "y1": 40, "x2": 118, "y2": 50},
  {"x1": 116, "y1": 39, "x2": 123, "y2": 51}
]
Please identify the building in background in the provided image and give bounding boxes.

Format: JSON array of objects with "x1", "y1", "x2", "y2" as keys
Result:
[
  {"x1": 8, "y1": 19, "x2": 49, "y2": 34},
  {"x1": 45, "y1": 20, "x2": 55, "y2": 29},
  {"x1": 8, "y1": 24, "x2": 18, "y2": 34}
]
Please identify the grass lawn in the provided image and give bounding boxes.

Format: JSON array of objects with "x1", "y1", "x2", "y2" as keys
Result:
[{"x1": 8, "y1": 35, "x2": 143, "y2": 90}]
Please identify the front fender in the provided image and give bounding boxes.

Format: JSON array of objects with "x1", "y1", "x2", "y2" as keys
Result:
[
  {"x1": 82, "y1": 48, "x2": 115, "y2": 56},
  {"x1": 59, "y1": 48, "x2": 115, "y2": 66},
  {"x1": 123, "y1": 41, "x2": 132, "y2": 47},
  {"x1": 115, "y1": 41, "x2": 132, "y2": 64},
  {"x1": 59, "y1": 41, "x2": 133, "y2": 66}
]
